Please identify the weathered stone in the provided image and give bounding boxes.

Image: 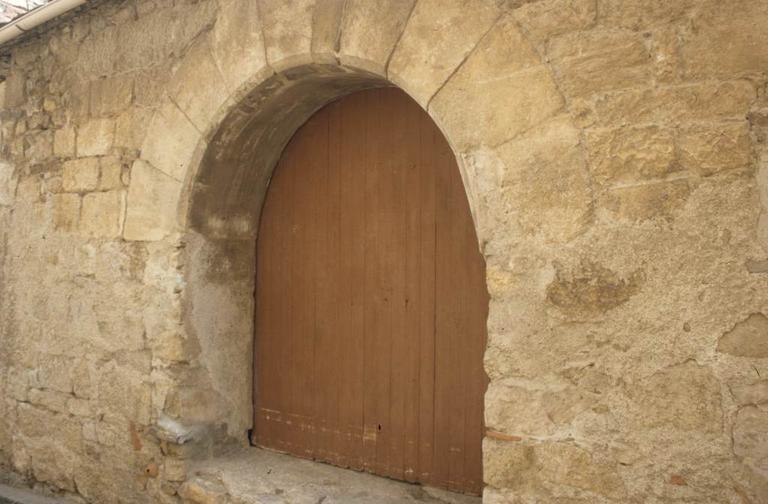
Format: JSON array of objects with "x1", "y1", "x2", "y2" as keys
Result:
[
  {"x1": 62, "y1": 158, "x2": 100, "y2": 192},
  {"x1": 0, "y1": 161, "x2": 17, "y2": 206},
  {"x1": 99, "y1": 156, "x2": 124, "y2": 190},
  {"x1": 678, "y1": 122, "x2": 752, "y2": 176},
  {"x1": 260, "y1": 0, "x2": 315, "y2": 69},
  {"x1": 115, "y1": 106, "x2": 152, "y2": 150},
  {"x1": 628, "y1": 361, "x2": 722, "y2": 432},
  {"x1": 513, "y1": 0, "x2": 597, "y2": 45},
  {"x1": 24, "y1": 130, "x2": 54, "y2": 164},
  {"x1": 718, "y1": 313, "x2": 768, "y2": 358},
  {"x1": 585, "y1": 125, "x2": 678, "y2": 186},
  {"x1": 547, "y1": 259, "x2": 644, "y2": 315},
  {"x1": 169, "y1": 35, "x2": 229, "y2": 131},
  {"x1": 77, "y1": 118, "x2": 115, "y2": 157},
  {"x1": 680, "y1": 0, "x2": 768, "y2": 80},
  {"x1": 431, "y1": 16, "x2": 562, "y2": 149},
  {"x1": 52, "y1": 193, "x2": 80, "y2": 232},
  {"x1": 733, "y1": 405, "x2": 768, "y2": 471},
  {"x1": 598, "y1": 0, "x2": 695, "y2": 31},
  {"x1": 597, "y1": 178, "x2": 692, "y2": 221},
  {"x1": 388, "y1": 0, "x2": 501, "y2": 105},
  {"x1": 80, "y1": 191, "x2": 125, "y2": 238},
  {"x1": 582, "y1": 81, "x2": 756, "y2": 127},
  {"x1": 140, "y1": 101, "x2": 201, "y2": 181},
  {"x1": 123, "y1": 160, "x2": 182, "y2": 241},
  {"x1": 90, "y1": 76, "x2": 133, "y2": 116},
  {"x1": 730, "y1": 380, "x2": 768, "y2": 405},
  {"x1": 548, "y1": 28, "x2": 650, "y2": 98},
  {"x1": 212, "y1": 0, "x2": 271, "y2": 92},
  {"x1": 339, "y1": 0, "x2": 415, "y2": 74},
  {"x1": 310, "y1": 0, "x2": 345, "y2": 62},
  {"x1": 53, "y1": 126, "x2": 76, "y2": 158},
  {"x1": 495, "y1": 115, "x2": 592, "y2": 242}
]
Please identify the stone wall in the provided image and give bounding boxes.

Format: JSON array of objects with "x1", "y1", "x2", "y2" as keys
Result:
[{"x1": 0, "y1": 0, "x2": 766, "y2": 502}]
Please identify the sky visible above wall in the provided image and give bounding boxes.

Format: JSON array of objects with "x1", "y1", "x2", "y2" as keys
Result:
[{"x1": 0, "y1": 0, "x2": 48, "y2": 25}]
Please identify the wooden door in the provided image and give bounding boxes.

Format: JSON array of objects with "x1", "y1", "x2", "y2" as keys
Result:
[{"x1": 253, "y1": 88, "x2": 488, "y2": 495}]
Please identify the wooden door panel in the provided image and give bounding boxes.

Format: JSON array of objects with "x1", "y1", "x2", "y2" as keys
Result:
[{"x1": 254, "y1": 88, "x2": 488, "y2": 495}]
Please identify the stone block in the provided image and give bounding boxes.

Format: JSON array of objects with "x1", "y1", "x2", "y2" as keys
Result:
[
  {"x1": 495, "y1": 115, "x2": 592, "y2": 242},
  {"x1": 123, "y1": 160, "x2": 182, "y2": 241},
  {"x1": 80, "y1": 191, "x2": 125, "y2": 238},
  {"x1": 388, "y1": 0, "x2": 500, "y2": 105},
  {"x1": 680, "y1": 0, "x2": 768, "y2": 79},
  {"x1": 598, "y1": 178, "x2": 691, "y2": 221},
  {"x1": 730, "y1": 380, "x2": 768, "y2": 405},
  {"x1": 598, "y1": 0, "x2": 695, "y2": 31},
  {"x1": 169, "y1": 35, "x2": 229, "y2": 131},
  {"x1": 53, "y1": 126, "x2": 76, "y2": 157},
  {"x1": 99, "y1": 156, "x2": 124, "y2": 190},
  {"x1": 89, "y1": 76, "x2": 133, "y2": 116},
  {"x1": 718, "y1": 313, "x2": 768, "y2": 358},
  {"x1": 584, "y1": 81, "x2": 756, "y2": 127},
  {"x1": 77, "y1": 118, "x2": 115, "y2": 157},
  {"x1": 115, "y1": 106, "x2": 152, "y2": 150},
  {"x1": 339, "y1": 0, "x2": 415, "y2": 74},
  {"x1": 212, "y1": 0, "x2": 270, "y2": 92},
  {"x1": 62, "y1": 158, "x2": 100, "y2": 192},
  {"x1": 24, "y1": 130, "x2": 54, "y2": 164},
  {"x1": 678, "y1": 122, "x2": 752, "y2": 176},
  {"x1": 52, "y1": 193, "x2": 81, "y2": 232},
  {"x1": 549, "y1": 29, "x2": 650, "y2": 98},
  {"x1": 311, "y1": 0, "x2": 345, "y2": 62},
  {"x1": 431, "y1": 15, "x2": 560, "y2": 149},
  {"x1": 733, "y1": 405, "x2": 768, "y2": 471},
  {"x1": 0, "y1": 161, "x2": 16, "y2": 206},
  {"x1": 628, "y1": 361, "x2": 722, "y2": 432},
  {"x1": 140, "y1": 101, "x2": 201, "y2": 181},
  {"x1": 260, "y1": 0, "x2": 315, "y2": 69},
  {"x1": 585, "y1": 125, "x2": 678, "y2": 186},
  {"x1": 513, "y1": 0, "x2": 597, "y2": 45}
]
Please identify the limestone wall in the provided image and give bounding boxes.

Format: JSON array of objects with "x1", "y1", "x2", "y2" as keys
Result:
[{"x1": 0, "y1": 0, "x2": 766, "y2": 502}]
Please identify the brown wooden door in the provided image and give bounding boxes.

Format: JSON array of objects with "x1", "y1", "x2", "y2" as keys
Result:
[{"x1": 253, "y1": 88, "x2": 488, "y2": 495}]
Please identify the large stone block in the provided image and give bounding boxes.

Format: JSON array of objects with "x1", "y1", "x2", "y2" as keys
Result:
[
  {"x1": 678, "y1": 122, "x2": 752, "y2": 176},
  {"x1": 680, "y1": 0, "x2": 768, "y2": 79},
  {"x1": 627, "y1": 361, "x2": 722, "y2": 433},
  {"x1": 90, "y1": 76, "x2": 133, "y2": 116},
  {"x1": 169, "y1": 36, "x2": 230, "y2": 132},
  {"x1": 80, "y1": 191, "x2": 125, "y2": 238},
  {"x1": 53, "y1": 126, "x2": 76, "y2": 158},
  {"x1": 388, "y1": 0, "x2": 501, "y2": 106},
  {"x1": 123, "y1": 160, "x2": 182, "y2": 241},
  {"x1": 733, "y1": 405, "x2": 768, "y2": 471},
  {"x1": 0, "y1": 161, "x2": 16, "y2": 206},
  {"x1": 52, "y1": 193, "x2": 80, "y2": 232},
  {"x1": 495, "y1": 115, "x2": 592, "y2": 242},
  {"x1": 212, "y1": 0, "x2": 271, "y2": 92},
  {"x1": 140, "y1": 101, "x2": 201, "y2": 181},
  {"x1": 62, "y1": 158, "x2": 100, "y2": 192},
  {"x1": 260, "y1": 0, "x2": 315, "y2": 69},
  {"x1": 513, "y1": 0, "x2": 597, "y2": 45},
  {"x1": 77, "y1": 118, "x2": 115, "y2": 157},
  {"x1": 548, "y1": 28, "x2": 650, "y2": 98},
  {"x1": 598, "y1": 178, "x2": 692, "y2": 222},
  {"x1": 311, "y1": 0, "x2": 345, "y2": 62},
  {"x1": 339, "y1": 0, "x2": 415, "y2": 74},
  {"x1": 585, "y1": 125, "x2": 677, "y2": 186},
  {"x1": 431, "y1": 15, "x2": 561, "y2": 149}
]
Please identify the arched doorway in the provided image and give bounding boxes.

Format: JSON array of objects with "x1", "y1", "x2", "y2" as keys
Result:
[{"x1": 252, "y1": 88, "x2": 488, "y2": 495}]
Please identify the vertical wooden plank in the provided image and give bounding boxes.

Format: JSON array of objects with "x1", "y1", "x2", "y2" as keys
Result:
[{"x1": 417, "y1": 108, "x2": 437, "y2": 486}]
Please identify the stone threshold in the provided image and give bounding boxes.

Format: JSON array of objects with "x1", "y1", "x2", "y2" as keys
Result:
[
  {"x1": 0, "y1": 484, "x2": 65, "y2": 504},
  {"x1": 182, "y1": 447, "x2": 482, "y2": 504}
]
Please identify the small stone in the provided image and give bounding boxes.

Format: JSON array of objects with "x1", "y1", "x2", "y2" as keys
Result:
[
  {"x1": 669, "y1": 474, "x2": 687, "y2": 486},
  {"x1": 718, "y1": 314, "x2": 768, "y2": 358}
]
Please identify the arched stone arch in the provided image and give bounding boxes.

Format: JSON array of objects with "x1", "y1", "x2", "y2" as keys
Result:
[{"x1": 123, "y1": 0, "x2": 590, "y2": 485}]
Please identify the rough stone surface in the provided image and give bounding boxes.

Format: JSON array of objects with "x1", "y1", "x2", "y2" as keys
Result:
[{"x1": 0, "y1": 1, "x2": 767, "y2": 503}]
